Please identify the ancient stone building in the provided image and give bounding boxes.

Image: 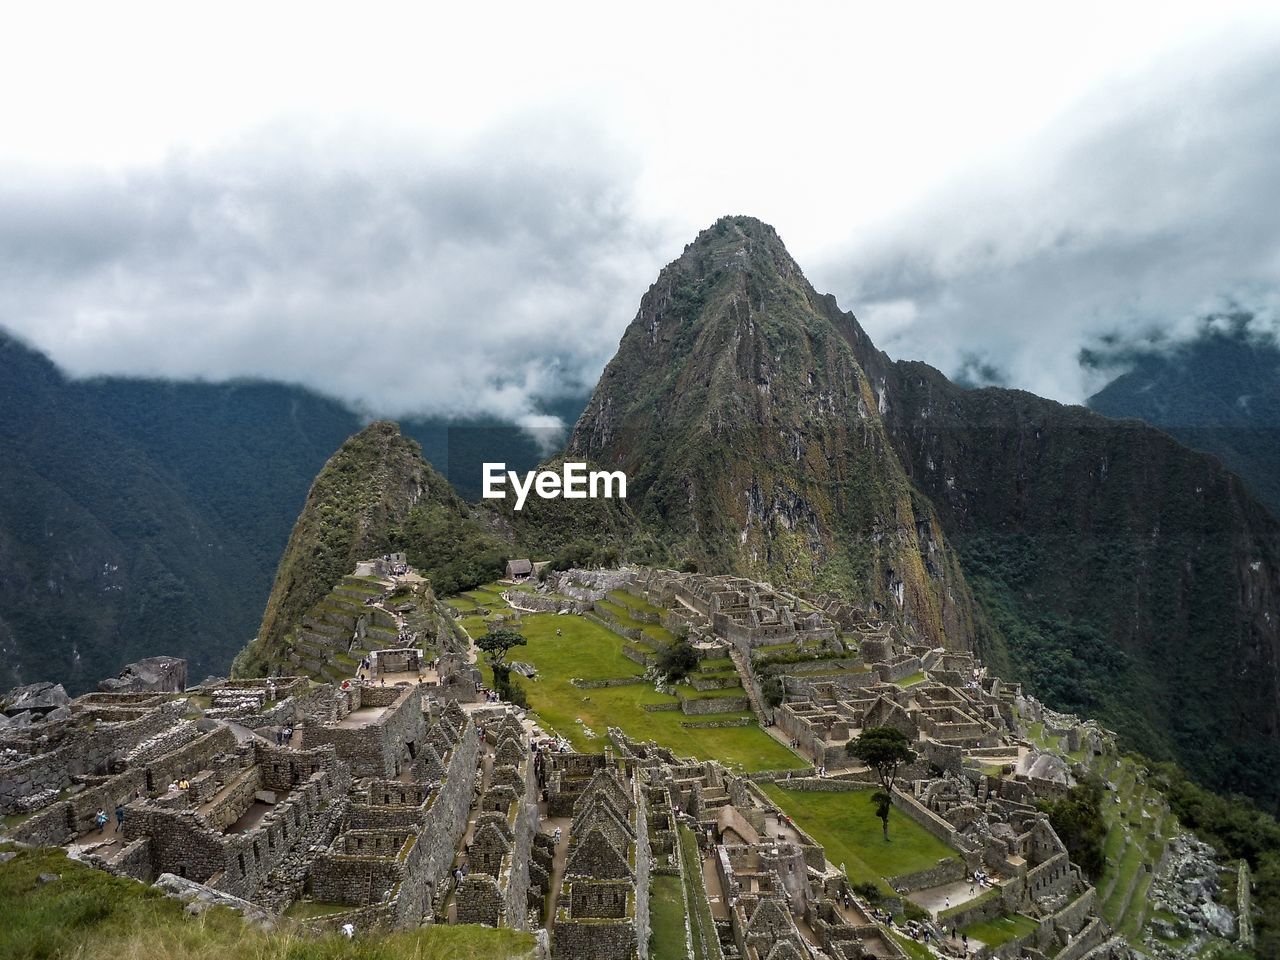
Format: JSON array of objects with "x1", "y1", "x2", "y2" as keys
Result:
[{"x1": 552, "y1": 769, "x2": 651, "y2": 960}]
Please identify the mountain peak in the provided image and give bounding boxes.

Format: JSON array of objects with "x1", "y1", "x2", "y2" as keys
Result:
[
  {"x1": 567, "y1": 219, "x2": 978, "y2": 650},
  {"x1": 673, "y1": 215, "x2": 800, "y2": 281}
]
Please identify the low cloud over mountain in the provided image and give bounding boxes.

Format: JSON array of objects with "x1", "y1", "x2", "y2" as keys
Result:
[{"x1": 815, "y1": 36, "x2": 1280, "y2": 403}]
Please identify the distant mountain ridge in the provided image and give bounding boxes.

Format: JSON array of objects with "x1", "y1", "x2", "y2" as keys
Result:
[
  {"x1": 0, "y1": 330, "x2": 584, "y2": 691},
  {"x1": 1087, "y1": 314, "x2": 1280, "y2": 518}
]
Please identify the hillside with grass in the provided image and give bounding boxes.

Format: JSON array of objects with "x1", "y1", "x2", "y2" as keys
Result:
[
  {"x1": 445, "y1": 580, "x2": 803, "y2": 772},
  {"x1": 234, "y1": 421, "x2": 506, "y2": 677},
  {"x1": 0, "y1": 844, "x2": 535, "y2": 960}
]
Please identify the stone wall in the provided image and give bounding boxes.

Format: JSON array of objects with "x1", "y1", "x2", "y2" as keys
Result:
[
  {"x1": 551, "y1": 917, "x2": 638, "y2": 960},
  {"x1": 888, "y1": 856, "x2": 965, "y2": 893},
  {"x1": 0, "y1": 699, "x2": 186, "y2": 815},
  {"x1": 302, "y1": 684, "x2": 424, "y2": 779},
  {"x1": 679, "y1": 694, "x2": 751, "y2": 715}
]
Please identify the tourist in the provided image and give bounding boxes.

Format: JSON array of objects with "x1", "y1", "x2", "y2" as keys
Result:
[
  {"x1": 553, "y1": 826, "x2": 562, "y2": 844},
  {"x1": 94, "y1": 808, "x2": 108, "y2": 833},
  {"x1": 167, "y1": 780, "x2": 179, "y2": 793},
  {"x1": 340, "y1": 922, "x2": 355, "y2": 939},
  {"x1": 114, "y1": 804, "x2": 125, "y2": 831}
]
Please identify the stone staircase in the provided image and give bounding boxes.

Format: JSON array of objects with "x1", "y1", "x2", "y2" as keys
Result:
[
  {"x1": 728, "y1": 647, "x2": 769, "y2": 724},
  {"x1": 286, "y1": 575, "x2": 404, "y2": 683}
]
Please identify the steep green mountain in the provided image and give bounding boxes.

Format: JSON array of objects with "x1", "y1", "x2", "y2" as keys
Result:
[
  {"x1": 0, "y1": 332, "x2": 357, "y2": 691},
  {"x1": 0, "y1": 331, "x2": 582, "y2": 691},
  {"x1": 1086, "y1": 313, "x2": 1280, "y2": 518},
  {"x1": 566, "y1": 216, "x2": 979, "y2": 650},
  {"x1": 568, "y1": 216, "x2": 1280, "y2": 803},
  {"x1": 233, "y1": 421, "x2": 507, "y2": 676},
  {"x1": 841, "y1": 325, "x2": 1280, "y2": 804}
]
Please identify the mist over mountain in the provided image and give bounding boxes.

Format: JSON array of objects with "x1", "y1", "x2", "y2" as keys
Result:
[
  {"x1": 1086, "y1": 313, "x2": 1280, "y2": 518},
  {"x1": 0, "y1": 330, "x2": 578, "y2": 690}
]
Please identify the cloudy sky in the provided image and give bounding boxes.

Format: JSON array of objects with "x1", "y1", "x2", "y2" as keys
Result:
[{"x1": 2, "y1": 1, "x2": 1279, "y2": 425}]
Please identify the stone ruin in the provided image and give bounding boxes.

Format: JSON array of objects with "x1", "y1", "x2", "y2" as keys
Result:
[{"x1": 0, "y1": 560, "x2": 1219, "y2": 960}]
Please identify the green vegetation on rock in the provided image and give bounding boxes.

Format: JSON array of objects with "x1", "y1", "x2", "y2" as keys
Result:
[{"x1": 234, "y1": 422, "x2": 505, "y2": 676}]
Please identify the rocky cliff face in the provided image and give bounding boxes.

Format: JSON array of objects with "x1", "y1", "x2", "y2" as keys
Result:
[
  {"x1": 817, "y1": 293, "x2": 1280, "y2": 801},
  {"x1": 567, "y1": 217, "x2": 978, "y2": 650},
  {"x1": 572, "y1": 216, "x2": 1280, "y2": 801}
]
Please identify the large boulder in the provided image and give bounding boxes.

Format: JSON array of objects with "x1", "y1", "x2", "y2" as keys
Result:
[
  {"x1": 98, "y1": 657, "x2": 188, "y2": 694},
  {"x1": 2, "y1": 681, "x2": 70, "y2": 715}
]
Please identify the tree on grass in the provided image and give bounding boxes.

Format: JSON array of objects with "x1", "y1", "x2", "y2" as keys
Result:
[
  {"x1": 476, "y1": 627, "x2": 527, "y2": 703},
  {"x1": 657, "y1": 640, "x2": 699, "y2": 683},
  {"x1": 847, "y1": 726, "x2": 917, "y2": 840},
  {"x1": 762, "y1": 677, "x2": 784, "y2": 708},
  {"x1": 476, "y1": 627, "x2": 526, "y2": 667}
]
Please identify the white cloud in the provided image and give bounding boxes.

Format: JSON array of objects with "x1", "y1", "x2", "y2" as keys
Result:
[
  {"x1": 811, "y1": 31, "x2": 1280, "y2": 402},
  {"x1": 1, "y1": 2, "x2": 1279, "y2": 415}
]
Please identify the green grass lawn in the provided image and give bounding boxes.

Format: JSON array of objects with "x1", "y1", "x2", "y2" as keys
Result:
[
  {"x1": 963, "y1": 913, "x2": 1039, "y2": 948},
  {"x1": 762, "y1": 785, "x2": 958, "y2": 894},
  {"x1": 465, "y1": 610, "x2": 800, "y2": 772},
  {"x1": 607, "y1": 589, "x2": 663, "y2": 617},
  {"x1": 648, "y1": 874, "x2": 689, "y2": 960},
  {"x1": 679, "y1": 826, "x2": 722, "y2": 960},
  {"x1": 894, "y1": 671, "x2": 926, "y2": 688},
  {"x1": 0, "y1": 845, "x2": 536, "y2": 960}
]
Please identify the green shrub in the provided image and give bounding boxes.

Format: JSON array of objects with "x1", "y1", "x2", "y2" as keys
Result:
[{"x1": 657, "y1": 641, "x2": 699, "y2": 683}]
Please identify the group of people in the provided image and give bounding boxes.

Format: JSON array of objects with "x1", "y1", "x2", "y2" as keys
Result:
[
  {"x1": 274, "y1": 725, "x2": 294, "y2": 746},
  {"x1": 93, "y1": 804, "x2": 127, "y2": 833}
]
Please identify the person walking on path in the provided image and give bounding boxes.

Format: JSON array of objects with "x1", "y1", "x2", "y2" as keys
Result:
[
  {"x1": 114, "y1": 804, "x2": 125, "y2": 832},
  {"x1": 94, "y1": 809, "x2": 108, "y2": 833}
]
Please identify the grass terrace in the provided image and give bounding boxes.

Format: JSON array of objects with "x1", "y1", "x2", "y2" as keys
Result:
[
  {"x1": 678, "y1": 825, "x2": 722, "y2": 960},
  {"x1": 455, "y1": 604, "x2": 801, "y2": 772},
  {"x1": 762, "y1": 785, "x2": 958, "y2": 896},
  {"x1": 607, "y1": 589, "x2": 664, "y2": 617},
  {"x1": 1093, "y1": 755, "x2": 1178, "y2": 940},
  {"x1": 648, "y1": 874, "x2": 689, "y2": 960},
  {"x1": 962, "y1": 913, "x2": 1039, "y2": 948},
  {"x1": 594, "y1": 600, "x2": 677, "y2": 647}
]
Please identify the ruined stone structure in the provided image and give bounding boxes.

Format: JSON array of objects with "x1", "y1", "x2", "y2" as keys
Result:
[
  {"x1": 552, "y1": 769, "x2": 651, "y2": 960},
  {"x1": 1, "y1": 561, "x2": 1198, "y2": 960},
  {"x1": 639, "y1": 570, "x2": 836, "y2": 652}
]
